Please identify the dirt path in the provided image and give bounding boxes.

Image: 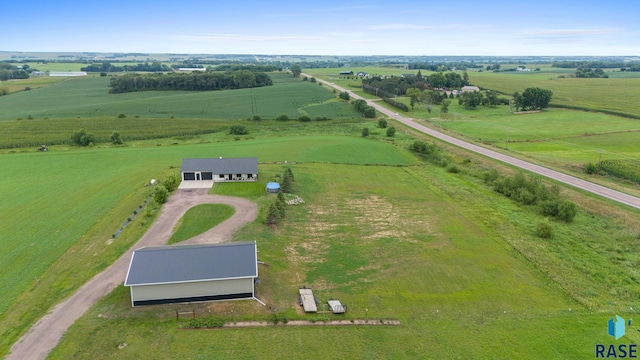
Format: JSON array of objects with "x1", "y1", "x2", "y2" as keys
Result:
[{"x1": 7, "y1": 189, "x2": 257, "y2": 360}]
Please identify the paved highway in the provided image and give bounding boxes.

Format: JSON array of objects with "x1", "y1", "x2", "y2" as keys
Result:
[{"x1": 306, "y1": 74, "x2": 640, "y2": 211}]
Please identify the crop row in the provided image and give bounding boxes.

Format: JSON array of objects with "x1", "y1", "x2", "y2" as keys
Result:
[{"x1": 599, "y1": 159, "x2": 640, "y2": 184}]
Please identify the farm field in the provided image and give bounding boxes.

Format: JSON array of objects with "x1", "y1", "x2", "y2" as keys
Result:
[
  {"x1": 468, "y1": 70, "x2": 640, "y2": 118},
  {"x1": 0, "y1": 76, "x2": 67, "y2": 94},
  {"x1": 48, "y1": 156, "x2": 640, "y2": 359},
  {"x1": 0, "y1": 134, "x2": 414, "y2": 357},
  {"x1": 0, "y1": 72, "x2": 360, "y2": 121},
  {"x1": 3, "y1": 60, "x2": 640, "y2": 359},
  {"x1": 422, "y1": 105, "x2": 640, "y2": 164}
]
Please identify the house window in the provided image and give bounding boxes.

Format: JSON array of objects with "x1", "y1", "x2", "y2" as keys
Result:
[
  {"x1": 248, "y1": 174, "x2": 253, "y2": 178},
  {"x1": 236, "y1": 174, "x2": 242, "y2": 177},
  {"x1": 219, "y1": 175, "x2": 225, "y2": 179}
]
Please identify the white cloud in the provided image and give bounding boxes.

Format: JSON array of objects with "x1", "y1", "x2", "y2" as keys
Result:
[{"x1": 521, "y1": 28, "x2": 618, "y2": 43}]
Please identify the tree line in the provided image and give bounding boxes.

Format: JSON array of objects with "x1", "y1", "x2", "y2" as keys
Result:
[
  {"x1": 214, "y1": 64, "x2": 280, "y2": 72},
  {"x1": 362, "y1": 71, "x2": 469, "y2": 96},
  {"x1": 81, "y1": 62, "x2": 173, "y2": 72},
  {"x1": 407, "y1": 61, "x2": 482, "y2": 70},
  {"x1": 576, "y1": 68, "x2": 608, "y2": 78},
  {"x1": 108, "y1": 70, "x2": 272, "y2": 93},
  {"x1": 552, "y1": 60, "x2": 631, "y2": 69}
]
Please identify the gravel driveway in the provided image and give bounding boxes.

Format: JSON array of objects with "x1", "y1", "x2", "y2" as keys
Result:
[{"x1": 8, "y1": 189, "x2": 258, "y2": 360}]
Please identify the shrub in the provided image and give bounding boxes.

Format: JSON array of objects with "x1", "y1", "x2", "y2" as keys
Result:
[
  {"x1": 110, "y1": 130, "x2": 123, "y2": 145},
  {"x1": 584, "y1": 162, "x2": 598, "y2": 174},
  {"x1": 536, "y1": 221, "x2": 554, "y2": 238},
  {"x1": 153, "y1": 185, "x2": 169, "y2": 204},
  {"x1": 482, "y1": 169, "x2": 500, "y2": 183},
  {"x1": 162, "y1": 174, "x2": 180, "y2": 192},
  {"x1": 361, "y1": 127, "x2": 369, "y2": 137},
  {"x1": 364, "y1": 107, "x2": 376, "y2": 118},
  {"x1": 70, "y1": 129, "x2": 96, "y2": 146},
  {"x1": 557, "y1": 200, "x2": 578, "y2": 222},
  {"x1": 276, "y1": 114, "x2": 289, "y2": 121},
  {"x1": 409, "y1": 140, "x2": 437, "y2": 155},
  {"x1": 24, "y1": 86, "x2": 31, "y2": 91},
  {"x1": 298, "y1": 115, "x2": 311, "y2": 122},
  {"x1": 117, "y1": 113, "x2": 126, "y2": 118},
  {"x1": 252, "y1": 115, "x2": 262, "y2": 121},
  {"x1": 386, "y1": 126, "x2": 396, "y2": 137},
  {"x1": 446, "y1": 164, "x2": 460, "y2": 173},
  {"x1": 378, "y1": 119, "x2": 388, "y2": 128},
  {"x1": 339, "y1": 91, "x2": 350, "y2": 101},
  {"x1": 281, "y1": 171, "x2": 293, "y2": 193},
  {"x1": 265, "y1": 202, "x2": 280, "y2": 225},
  {"x1": 229, "y1": 125, "x2": 248, "y2": 135}
]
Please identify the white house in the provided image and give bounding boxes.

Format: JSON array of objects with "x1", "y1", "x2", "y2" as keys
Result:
[
  {"x1": 124, "y1": 242, "x2": 259, "y2": 306},
  {"x1": 461, "y1": 86, "x2": 480, "y2": 93},
  {"x1": 180, "y1": 157, "x2": 258, "y2": 182}
]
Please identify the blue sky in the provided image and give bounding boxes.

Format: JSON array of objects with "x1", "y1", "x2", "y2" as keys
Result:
[{"x1": 4, "y1": 0, "x2": 639, "y2": 56}]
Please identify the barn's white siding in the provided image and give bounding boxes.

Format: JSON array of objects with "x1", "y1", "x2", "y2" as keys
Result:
[{"x1": 131, "y1": 278, "x2": 254, "y2": 305}]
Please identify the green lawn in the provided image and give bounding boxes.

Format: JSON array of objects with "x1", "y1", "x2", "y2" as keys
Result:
[
  {"x1": 48, "y1": 160, "x2": 640, "y2": 359},
  {"x1": 0, "y1": 134, "x2": 414, "y2": 357},
  {"x1": 168, "y1": 204, "x2": 235, "y2": 244}
]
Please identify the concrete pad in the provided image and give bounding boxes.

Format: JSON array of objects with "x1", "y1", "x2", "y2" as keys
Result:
[{"x1": 178, "y1": 180, "x2": 214, "y2": 189}]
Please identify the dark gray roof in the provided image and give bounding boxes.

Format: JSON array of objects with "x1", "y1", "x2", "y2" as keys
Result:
[
  {"x1": 180, "y1": 157, "x2": 258, "y2": 174},
  {"x1": 125, "y1": 242, "x2": 257, "y2": 286}
]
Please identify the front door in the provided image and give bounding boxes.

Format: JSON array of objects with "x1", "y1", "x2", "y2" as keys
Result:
[
  {"x1": 228, "y1": 174, "x2": 232, "y2": 180},
  {"x1": 196, "y1": 173, "x2": 201, "y2": 181}
]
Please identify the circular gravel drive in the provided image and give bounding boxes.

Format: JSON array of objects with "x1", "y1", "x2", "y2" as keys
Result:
[{"x1": 8, "y1": 189, "x2": 257, "y2": 360}]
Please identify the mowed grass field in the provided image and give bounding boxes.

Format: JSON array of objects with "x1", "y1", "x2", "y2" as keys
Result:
[
  {"x1": 48, "y1": 156, "x2": 640, "y2": 359},
  {"x1": 0, "y1": 72, "x2": 359, "y2": 121},
  {"x1": 468, "y1": 70, "x2": 640, "y2": 118},
  {"x1": 0, "y1": 135, "x2": 414, "y2": 357},
  {"x1": 422, "y1": 104, "x2": 640, "y2": 166}
]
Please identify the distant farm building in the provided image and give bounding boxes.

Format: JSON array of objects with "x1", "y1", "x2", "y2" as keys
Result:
[
  {"x1": 180, "y1": 157, "x2": 258, "y2": 183},
  {"x1": 176, "y1": 68, "x2": 206, "y2": 72},
  {"x1": 124, "y1": 242, "x2": 259, "y2": 306},
  {"x1": 356, "y1": 72, "x2": 369, "y2": 77},
  {"x1": 49, "y1": 71, "x2": 87, "y2": 77},
  {"x1": 461, "y1": 86, "x2": 480, "y2": 93},
  {"x1": 339, "y1": 71, "x2": 354, "y2": 76}
]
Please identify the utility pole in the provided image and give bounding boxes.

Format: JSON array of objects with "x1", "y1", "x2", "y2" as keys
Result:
[{"x1": 506, "y1": 128, "x2": 510, "y2": 150}]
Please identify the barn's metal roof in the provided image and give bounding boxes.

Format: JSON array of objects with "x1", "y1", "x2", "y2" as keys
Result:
[
  {"x1": 180, "y1": 157, "x2": 258, "y2": 174},
  {"x1": 124, "y1": 241, "x2": 257, "y2": 286}
]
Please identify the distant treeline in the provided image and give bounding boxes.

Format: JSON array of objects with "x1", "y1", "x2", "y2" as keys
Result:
[
  {"x1": 214, "y1": 64, "x2": 280, "y2": 72},
  {"x1": 576, "y1": 68, "x2": 608, "y2": 78},
  {"x1": 108, "y1": 70, "x2": 272, "y2": 93},
  {"x1": 81, "y1": 62, "x2": 173, "y2": 72},
  {"x1": 552, "y1": 60, "x2": 640, "y2": 69},
  {"x1": 407, "y1": 62, "x2": 482, "y2": 70}
]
